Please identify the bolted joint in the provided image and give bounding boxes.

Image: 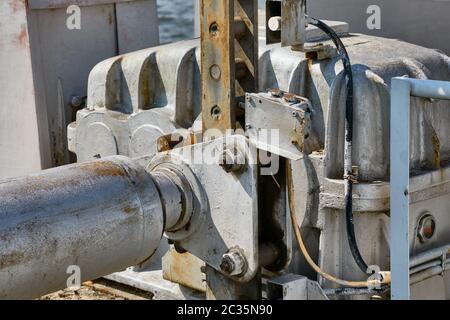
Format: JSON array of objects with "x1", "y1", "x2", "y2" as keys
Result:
[
  {"x1": 417, "y1": 213, "x2": 436, "y2": 243},
  {"x1": 220, "y1": 249, "x2": 247, "y2": 277},
  {"x1": 220, "y1": 148, "x2": 246, "y2": 173},
  {"x1": 150, "y1": 165, "x2": 194, "y2": 233}
]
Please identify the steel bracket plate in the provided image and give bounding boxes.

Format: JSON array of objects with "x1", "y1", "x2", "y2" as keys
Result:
[
  {"x1": 147, "y1": 135, "x2": 259, "y2": 282},
  {"x1": 245, "y1": 91, "x2": 312, "y2": 160}
]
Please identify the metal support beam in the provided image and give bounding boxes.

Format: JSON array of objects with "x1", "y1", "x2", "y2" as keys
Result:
[
  {"x1": 390, "y1": 77, "x2": 450, "y2": 300},
  {"x1": 201, "y1": 0, "x2": 235, "y2": 136},
  {"x1": 201, "y1": 0, "x2": 258, "y2": 138}
]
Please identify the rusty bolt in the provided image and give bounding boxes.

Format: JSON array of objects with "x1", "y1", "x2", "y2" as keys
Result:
[
  {"x1": 220, "y1": 148, "x2": 245, "y2": 173},
  {"x1": 417, "y1": 213, "x2": 436, "y2": 243},
  {"x1": 220, "y1": 249, "x2": 247, "y2": 276}
]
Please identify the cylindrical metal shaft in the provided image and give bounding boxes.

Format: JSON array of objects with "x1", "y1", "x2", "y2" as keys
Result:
[{"x1": 0, "y1": 156, "x2": 166, "y2": 299}]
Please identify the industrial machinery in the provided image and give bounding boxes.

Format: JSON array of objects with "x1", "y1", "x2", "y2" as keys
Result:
[{"x1": 1, "y1": 0, "x2": 450, "y2": 300}]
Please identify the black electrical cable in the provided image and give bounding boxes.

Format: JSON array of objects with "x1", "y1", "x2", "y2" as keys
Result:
[{"x1": 308, "y1": 17, "x2": 369, "y2": 274}]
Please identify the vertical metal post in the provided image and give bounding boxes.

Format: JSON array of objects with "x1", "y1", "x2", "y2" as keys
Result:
[
  {"x1": 201, "y1": 0, "x2": 258, "y2": 138},
  {"x1": 200, "y1": 0, "x2": 260, "y2": 299},
  {"x1": 390, "y1": 78, "x2": 411, "y2": 300},
  {"x1": 201, "y1": 0, "x2": 235, "y2": 137}
]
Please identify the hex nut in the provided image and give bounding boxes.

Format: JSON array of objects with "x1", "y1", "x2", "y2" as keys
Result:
[
  {"x1": 417, "y1": 213, "x2": 436, "y2": 243},
  {"x1": 220, "y1": 148, "x2": 246, "y2": 173},
  {"x1": 220, "y1": 249, "x2": 247, "y2": 276}
]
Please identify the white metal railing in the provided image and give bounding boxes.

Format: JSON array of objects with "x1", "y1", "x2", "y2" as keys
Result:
[{"x1": 390, "y1": 77, "x2": 450, "y2": 300}]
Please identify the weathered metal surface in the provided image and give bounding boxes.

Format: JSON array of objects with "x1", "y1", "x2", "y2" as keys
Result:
[
  {"x1": 162, "y1": 248, "x2": 206, "y2": 292},
  {"x1": 69, "y1": 40, "x2": 201, "y2": 161},
  {"x1": 0, "y1": 156, "x2": 165, "y2": 299},
  {"x1": 264, "y1": 0, "x2": 308, "y2": 48},
  {"x1": 281, "y1": 0, "x2": 307, "y2": 48},
  {"x1": 70, "y1": 29, "x2": 450, "y2": 299},
  {"x1": 200, "y1": 0, "x2": 258, "y2": 137},
  {"x1": 245, "y1": 91, "x2": 312, "y2": 160},
  {"x1": 0, "y1": 0, "x2": 159, "y2": 179},
  {"x1": 0, "y1": 0, "x2": 50, "y2": 178},
  {"x1": 148, "y1": 135, "x2": 259, "y2": 283},
  {"x1": 200, "y1": 0, "x2": 235, "y2": 135},
  {"x1": 74, "y1": 33, "x2": 450, "y2": 180},
  {"x1": 105, "y1": 269, "x2": 205, "y2": 300}
]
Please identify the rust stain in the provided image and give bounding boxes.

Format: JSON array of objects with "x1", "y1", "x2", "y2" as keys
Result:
[
  {"x1": 201, "y1": 1, "x2": 235, "y2": 134},
  {"x1": 78, "y1": 161, "x2": 126, "y2": 177},
  {"x1": 163, "y1": 249, "x2": 206, "y2": 292},
  {"x1": 431, "y1": 129, "x2": 441, "y2": 168},
  {"x1": 122, "y1": 205, "x2": 139, "y2": 215},
  {"x1": 9, "y1": 0, "x2": 26, "y2": 13},
  {"x1": 0, "y1": 250, "x2": 25, "y2": 269},
  {"x1": 15, "y1": 24, "x2": 29, "y2": 48}
]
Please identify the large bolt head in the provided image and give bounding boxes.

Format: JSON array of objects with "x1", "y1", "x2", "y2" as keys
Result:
[
  {"x1": 268, "y1": 16, "x2": 282, "y2": 32},
  {"x1": 220, "y1": 250, "x2": 247, "y2": 277},
  {"x1": 220, "y1": 149, "x2": 246, "y2": 173},
  {"x1": 220, "y1": 255, "x2": 236, "y2": 274},
  {"x1": 417, "y1": 213, "x2": 436, "y2": 243}
]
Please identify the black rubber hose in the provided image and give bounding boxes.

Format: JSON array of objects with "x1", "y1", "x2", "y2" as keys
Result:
[{"x1": 308, "y1": 17, "x2": 369, "y2": 274}]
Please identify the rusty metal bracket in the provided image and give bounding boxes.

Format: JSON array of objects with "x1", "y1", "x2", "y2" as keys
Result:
[{"x1": 201, "y1": 0, "x2": 258, "y2": 138}]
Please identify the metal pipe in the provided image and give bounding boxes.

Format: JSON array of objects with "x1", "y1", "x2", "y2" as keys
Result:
[
  {"x1": 0, "y1": 156, "x2": 169, "y2": 299},
  {"x1": 410, "y1": 245, "x2": 450, "y2": 268},
  {"x1": 410, "y1": 261, "x2": 450, "y2": 285},
  {"x1": 410, "y1": 260, "x2": 441, "y2": 275},
  {"x1": 407, "y1": 78, "x2": 450, "y2": 100}
]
